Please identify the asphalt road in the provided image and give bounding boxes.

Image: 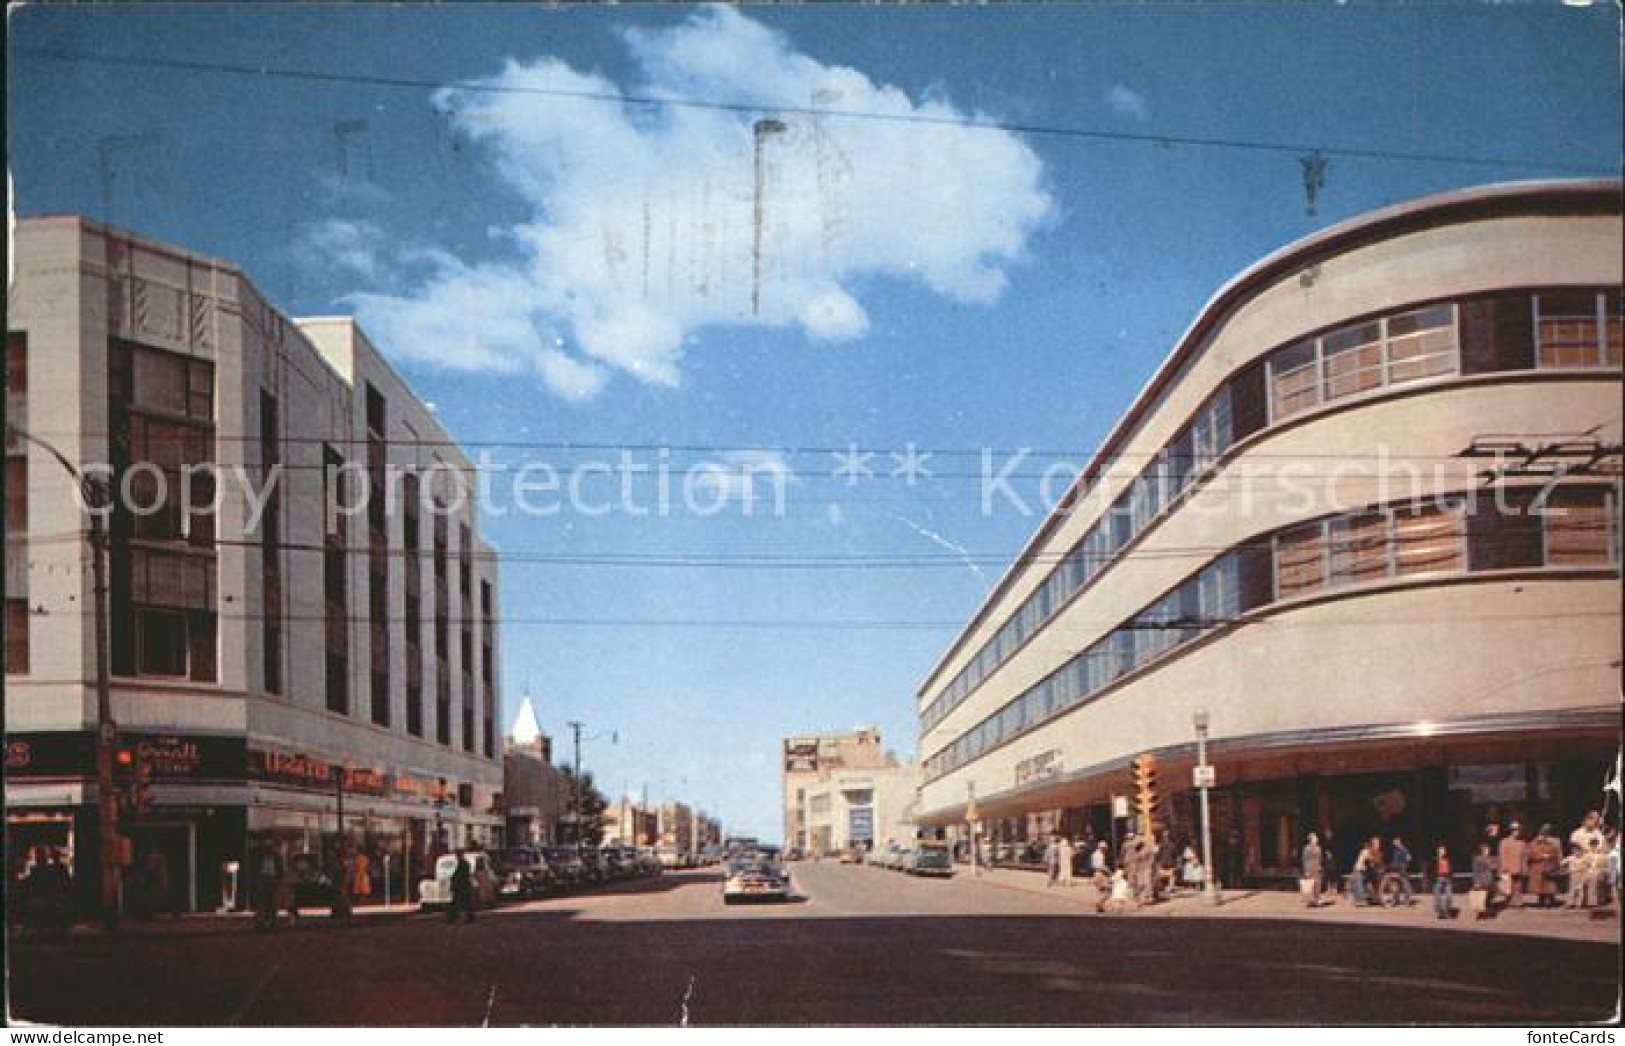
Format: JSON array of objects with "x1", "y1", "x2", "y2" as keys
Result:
[{"x1": 8, "y1": 862, "x2": 1619, "y2": 1025}]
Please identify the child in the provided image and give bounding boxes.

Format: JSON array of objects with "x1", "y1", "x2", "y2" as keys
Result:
[{"x1": 1564, "y1": 845, "x2": 1590, "y2": 909}]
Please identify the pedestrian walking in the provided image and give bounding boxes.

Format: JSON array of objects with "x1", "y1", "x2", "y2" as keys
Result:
[
  {"x1": 448, "y1": 849, "x2": 475, "y2": 924},
  {"x1": 1469, "y1": 842, "x2": 1496, "y2": 920},
  {"x1": 1497, "y1": 822, "x2": 1527, "y2": 909},
  {"x1": 1526, "y1": 825, "x2": 1562, "y2": 909},
  {"x1": 252, "y1": 843, "x2": 284, "y2": 930},
  {"x1": 1098, "y1": 868, "x2": 1132, "y2": 914},
  {"x1": 1321, "y1": 830, "x2": 1340, "y2": 899},
  {"x1": 1431, "y1": 845, "x2": 1454, "y2": 920},
  {"x1": 1057, "y1": 836, "x2": 1075, "y2": 888},
  {"x1": 1045, "y1": 836, "x2": 1061, "y2": 887},
  {"x1": 1300, "y1": 832, "x2": 1324, "y2": 908},
  {"x1": 1388, "y1": 836, "x2": 1414, "y2": 907}
]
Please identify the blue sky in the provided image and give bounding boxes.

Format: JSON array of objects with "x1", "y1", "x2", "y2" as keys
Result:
[{"x1": 9, "y1": 3, "x2": 1621, "y2": 840}]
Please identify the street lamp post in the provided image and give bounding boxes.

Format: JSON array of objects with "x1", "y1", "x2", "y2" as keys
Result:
[
  {"x1": 8, "y1": 424, "x2": 120, "y2": 929},
  {"x1": 1194, "y1": 707, "x2": 1220, "y2": 906}
]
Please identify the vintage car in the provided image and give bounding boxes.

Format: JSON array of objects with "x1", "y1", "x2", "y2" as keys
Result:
[
  {"x1": 904, "y1": 843, "x2": 955, "y2": 878},
  {"x1": 417, "y1": 852, "x2": 499, "y2": 910},
  {"x1": 541, "y1": 846, "x2": 588, "y2": 887},
  {"x1": 494, "y1": 846, "x2": 554, "y2": 898},
  {"x1": 721, "y1": 851, "x2": 791, "y2": 904}
]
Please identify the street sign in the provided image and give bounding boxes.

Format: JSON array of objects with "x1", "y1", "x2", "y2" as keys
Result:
[
  {"x1": 1193, "y1": 765, "x2": 1217, "y2": 788},
  {"x1": 1111, "y1": 795, "x2": 1129, "y2": 819}
]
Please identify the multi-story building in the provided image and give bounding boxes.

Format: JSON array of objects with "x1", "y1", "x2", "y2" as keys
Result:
[
  {"x1": 781, "y1": 726, "x2": 894, "y2": 851},
  {"x1": 5, "y1": 216, "x2": 504, "y2": 913},
  {"x1": 915, "y1": 180, "x2": 1621, "y2": 883},
  {"x1": 800, "y1": 760, "x2": 920, "y2": 857},
  {"x1": 656, "y1": 800, "x2": 694, "y2": 855}
]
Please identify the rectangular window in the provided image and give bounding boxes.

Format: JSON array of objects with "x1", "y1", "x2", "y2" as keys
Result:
[
  {"x1": 1536, "y1": 292, "x2": 1609, "y2": 369},
  {"x1": 1391, "y1": 501, "x2": 1465, "y2": 577},
  {"x1": 407, "y1": 683, "x2": 424, "y2": 738},
  {"x1": 1606, "y1": 293, "x2": 1623, "y2": 367},
  {"x1": 1268, "y1": 340, "x2": 1319, "y2": 420},
  {"x1": 5, "y1": 598, "x2": 29, "y2": 674},
  {"x1": 6, "y1": 331, "x2": 26, "y2": 394},
  {"x1": 1385, "y1": 305, "x2": 1457, "y2": 385},
  {"x1": 1328, "y1": 511, "x2": 1388, "y2": 586},
  {"x1": 1275, "y1": 522, "x2": 1326, "y2": 599},
  {"x1": 1544, "y1": 486, "x2": 1616, "y2": 567},
  {"x1": 136, "y1": 609, "x2": 188, "y2": 677},
  {"x1": 6, "y1": 456, "x2": 26, "y2": 534},
  {"x1": 1322, "y1": 321, "x2": 1384, "y2": 401}
]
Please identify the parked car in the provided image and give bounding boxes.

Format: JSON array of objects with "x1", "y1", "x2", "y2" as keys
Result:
[
  {"x1": 576, "y1": 847, "x2": 606, "y2": 883},
  {"x1": 905, "y1": 843, "x2": 955, "y2": 878},
  {"x1": 601, "y1": 847, "x2": 633, "y2": 880},
  {"x1": 633, "y1": 848, "x2": 664, "y2": 876},
  {"x1": 721, "y1": 851, "x2": 791, "y2": 904},
  {"x1": 541, "y1": 846, "x2": 587, "y2": 887},
  {"x1": 495, "y1": 846, "x2": 553, "y2": 898},
  {"x1": 655, "y1": 847, "x2": 683, "y2": 870},
  {"x1": 418, "y1": 852, "x2": 499, "y2": 910}
]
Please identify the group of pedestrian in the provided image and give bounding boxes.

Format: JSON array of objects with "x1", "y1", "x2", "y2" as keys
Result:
[{"x1": 1292, "y1": 810, "x2": 1619, "y2": 921}]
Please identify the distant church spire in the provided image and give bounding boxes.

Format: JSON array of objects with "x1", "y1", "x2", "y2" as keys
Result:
[{"x1": 510, "y1": 694, "x2": 542, "y2": 746}]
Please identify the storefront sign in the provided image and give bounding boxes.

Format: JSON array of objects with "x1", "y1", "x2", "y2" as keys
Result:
[
  {"x1": 1015, "y1": 749, "x2": 1063, "y2": 787},
  {"x1": 7, "y1": 732, "x2": 242, "y2": 780},
  {"x1": 251, "y1": 749, "x2": 335, "y2": 790}
]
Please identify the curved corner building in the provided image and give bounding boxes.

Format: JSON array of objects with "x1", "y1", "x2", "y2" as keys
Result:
[{"x1": 915, "y1": 180, "x2": 1621, "y2": 881}]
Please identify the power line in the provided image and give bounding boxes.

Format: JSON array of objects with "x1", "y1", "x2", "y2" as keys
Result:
[
  {"x1": 14, "y1": 46, "x2": 1617, "y2": 176},
  {"x1": 20, "y1": 427, "x2": 1504, "y2": 461},
  {"x1": 16, "y1": 521, "x2": 1610, "y2": 568}
]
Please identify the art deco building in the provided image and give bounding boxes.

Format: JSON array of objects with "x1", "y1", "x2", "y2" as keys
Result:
[
  {"x1": 914, "y1": 181, "x2": 1621, "y2": 881},
  {"x1": 6, "y1": 217, "x2": 504, "y2": 912}
]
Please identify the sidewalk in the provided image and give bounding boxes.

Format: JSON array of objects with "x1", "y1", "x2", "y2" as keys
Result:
[
  {"x1": 17, "y1": 902, "x2": 429, "y2": 940},
  {"x1": 960, "y1": 864, "x2": 1622, "y2": 943}
]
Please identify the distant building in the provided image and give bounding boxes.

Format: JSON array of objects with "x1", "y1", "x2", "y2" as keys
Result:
[
  {"x1": 781, "y1": 727, "x2": 905, "y2": 852},
  {"x1": 501, "y1": 696, "x2": 561, "y2": 845},
  {"x1": 801, "y1": 760, "x2": 920, "y2": 857}
]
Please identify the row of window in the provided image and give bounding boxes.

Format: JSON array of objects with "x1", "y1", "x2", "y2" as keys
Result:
[
  {"x1": 919, "y1": 287, "x2": 1622, "y2": 735},
  {"x1": 922, "y1": 484, "x2": 1621, "y2": 783}
]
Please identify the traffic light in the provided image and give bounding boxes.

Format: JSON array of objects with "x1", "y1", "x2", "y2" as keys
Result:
[
  {"x1": 113, "y1": 745, "x2": 151, "y2": 817},
  {"x1": 1131, "y1": 753, "x2": 1159, "y2": 835},
  {"x1": 132, "y1": 748, "x2": 152, "y2": 816}
]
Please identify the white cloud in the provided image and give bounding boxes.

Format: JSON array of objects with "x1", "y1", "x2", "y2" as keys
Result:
[
  {"x1": 298, "y1": 219, "x2": 384, "y2": 281},
  {"x1": 338, "y1": 5, "x2": 1053, "y2": 400},
  {"x1": 1106, "y1": 84, "x2": 1149, "y2": 120}
]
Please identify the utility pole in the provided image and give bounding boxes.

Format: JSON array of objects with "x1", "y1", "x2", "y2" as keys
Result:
[
  {"x1": 568, "y1": 720, "x2": 583, "y2": 848},
  {"x1": 9, "y1": 425, "x2": 120, "y2": 929},
  {"x1": 565, "y1": 721, "x2": 616, "y2": 848}
]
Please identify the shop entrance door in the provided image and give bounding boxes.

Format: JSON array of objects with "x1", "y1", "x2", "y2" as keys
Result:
[{"x1": 129, "y1": 823, "x2": 195, "y2": 914}]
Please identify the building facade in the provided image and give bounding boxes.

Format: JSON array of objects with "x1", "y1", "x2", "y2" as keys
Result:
[
  {"x1": 5, "y1": 217, "x2": 504, "y2": 913},
  {"x1": 781, "y1": 726, "x2": 894, "y2": 851},
  {"x1": 800, "y1": 760, "x2": 920, "y2": 857},
  {"x1": 915, "y1": 181, "x2": 1621, "y2": 883}
]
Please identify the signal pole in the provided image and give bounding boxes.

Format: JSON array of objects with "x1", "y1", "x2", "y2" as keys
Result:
[{"x1": 9, "y1": 424, "x2": 121, "y2": 929}]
